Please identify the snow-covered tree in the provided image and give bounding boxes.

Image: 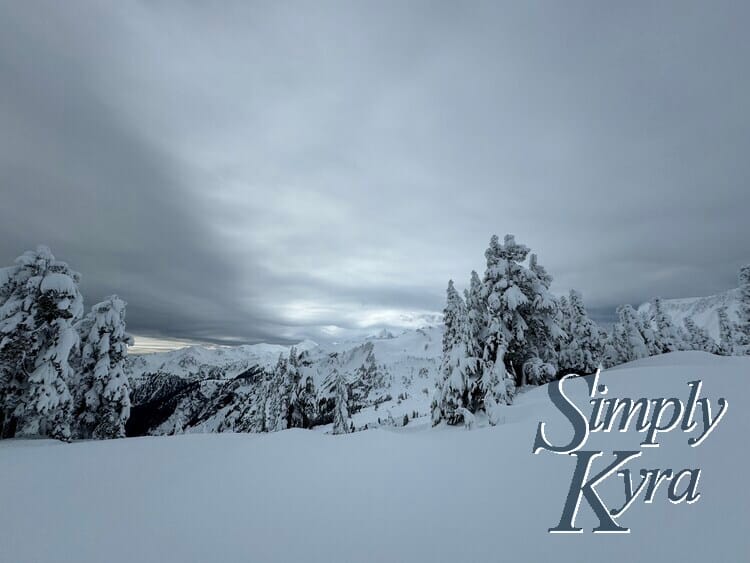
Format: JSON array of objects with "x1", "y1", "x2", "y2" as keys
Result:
[
  {"x1": 291, "y1": 375, "x2": 318, "y2": 428},
  {"x1": 481, "y1": 235, "x2": 561, "y2": 386},
  {"x1": 284, "y1": 347, "x2": 320, "y2": 429},
  {"x1": 331, "y1": 369, "x2": 351, "y2": 434},
  {"x1": 602, "y1": 325, "x2": 622, "y2": 368},
  {"x1": 651, "y1": 298, "x2": 682, "y2": 353},
  {"x1": 262, "y1": 356, "x2": 285, "y2": 432},
  {"x1": 463, "y1": 270, "x2": 485, "y2": 366},
  {"x1": 557, "y1": 290, "x2": 605, "y2": 375},
  {"x1": 556, "y1": 294, "x2": 570, "y2": 341},
  {"x1": 682, "y1": 317, "x2": 719, "y2": 354},
  {"x1": 0, "y1": 246, "x2": 83, "y2": 440},
  {"x1": 283, "y1": 347, "x2": 303, "y2": 428},
  {"x1": 348, "y1": 343, "x2": 388, "y2": 408},
  {"x1": 738, "y1": 265, "x2": 750, "y2": 353},
  {"x1": 717, "y1": 306, "x2": 737, "y2": 356},
  {"x1": 638, "y1": 308, "x2": 660, "y2": 356},
  {"x1": 432, "y1": 280, "x2": 475, "y2": 425},
  {"x1": 262, "y1": 352, "x2": 298, "y2": 432},
  {"x1": 75, "y1": 296, "x2": 133, "y2": 439},
  {"x1": 610, "y1": 305, "x2": 649, "y2": 364}
]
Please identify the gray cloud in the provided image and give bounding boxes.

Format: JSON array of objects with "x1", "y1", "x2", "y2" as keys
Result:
[{"x1": 0, "y1": 1, "x2": 748, "y2": 345}]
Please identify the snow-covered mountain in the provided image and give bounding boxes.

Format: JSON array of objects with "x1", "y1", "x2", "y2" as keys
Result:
[
  {"x1": 126, "y1": 327, "x2": 443, "y2": 436},
  {"x1": 128, "y1": 339, "x2": 320, "y2": 381},
  {"x1": 639, "y1": 288, "x2": 741, "y2": 340}
]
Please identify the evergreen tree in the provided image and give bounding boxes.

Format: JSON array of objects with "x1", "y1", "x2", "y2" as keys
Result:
[
  {"x1": 603, "y1": 325, "x2": 623, "y2": 368},
  {"x1": 284, "y1": 347, "x2": 319, "y2": 429},
  {"x1": 283, "y1": 347, "x2": 302, "y2": 428},
  {"x1": 350, "y1": 343, "x2": 387, "y2": 407},
  {"x1": 75, "y1": 296, "x2": 134, "y2": 439},
  {"x1": 331, "y1": 369, "x2": 351, "y2": 435},
  {"x1": 717, "y1": 306, "x2": 737, "y2": 356},
  {"x1": 295, "y1": 375, "x2": 318, "y2": 428},
  {"x1": 738, "y1": 265, "x2": 750, "y2": 353},
  {"x1": 556, "y1": 294, "x2": 571, "y2": 345},
  {"x1": 432, "y1": 281, "x2": 475, "y2": 425},
  {"x1": 0, "y1": 246, "x2": 83, "y2": 440},
  {"x1": 682, "y1": 317, "x2": 719, "y2": 354},
  {"x1": 651, "y1": 298, "x2": 682, "y2": 353},
  {"x1": 638, "y1": 308, "x2": 659, "y2": 356},
  {"x1": 557, "y1": 290, "x2": 605, "y2": 375},
  {"x1": 481, "y1": 235, "x2": 561, "y2": 386},
  {"x1": 262, "y1": 355, "x2": 287, "y2": 432},
  {"x1": 611, "y1": 305, "x2": 649, "y2": 364},
  {"x1": 463, "y1": 270, "x2": 485, "y2": 365}
]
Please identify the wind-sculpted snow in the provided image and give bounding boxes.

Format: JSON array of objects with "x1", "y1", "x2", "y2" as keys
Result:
[{"x1": 2, "y1": 352, "x2": 747, "y2": 562}]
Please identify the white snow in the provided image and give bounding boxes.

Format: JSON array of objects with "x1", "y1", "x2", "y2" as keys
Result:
[
  {"x1": 40, "y1": 272, "x2": 78, "y2": 295},
  {"x1": 1, "y1": 351, "x2": 747, "y2": 562},
  {"x1": 640, "y1": 288, "x2": 741, "y2": 341}
]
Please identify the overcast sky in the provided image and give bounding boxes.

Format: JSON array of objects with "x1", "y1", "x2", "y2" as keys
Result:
[{"x1": 1, "y1": 1, "x2": 748, "y2": 349}]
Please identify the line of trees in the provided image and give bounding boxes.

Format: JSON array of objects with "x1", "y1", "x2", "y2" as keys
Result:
[
  {"x1": 0, "y1": 246, "x2": 132, "y2": 441},
  {"x1": 433, "y1": 234, "x2": 750, "y2": 426}
]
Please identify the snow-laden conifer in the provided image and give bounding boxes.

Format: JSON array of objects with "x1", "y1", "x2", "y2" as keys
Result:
[
  {"x1": 717, "y1": 306, "x2": 737, "y2": 356},
  {"x1": 331, "y1": 369, "x2": 351, "y2": 434},
  {"x1": 76, "y1": 296, "x2": 133, "y2": 439},
  {"x1": 638, "y1": 308, "x2": 660, "y2": 356},
  {"x1": 0, "y1": 246, "x2": 83, "y2": 440},
  {"x1": 610, "y1": 305, "x2": 649, "y2": 364},
  {"x1": 682, "y1": 317, "x2": 719, "y2": 354},
  {"x1": 651, "y1": 298, "x2": 682, "y2": 353},
  {"x1": 557, "y1": 290, "x2": 605, "y2": 375},
  {"x1": 432, "y1": 280, "x2": 475, "y2": 424},
  {"x1": 463, "y1": 270, "x2": 485, "y2": 368},
  {"x1": 261, "y1": 353, "x2": 294, "y2": 432},
  {"x1": 738, "y1": 265, "x2": 750, "y2": 353},
  {"x1": 481, "y1": 235, "x2": 561, "y2": 386}
]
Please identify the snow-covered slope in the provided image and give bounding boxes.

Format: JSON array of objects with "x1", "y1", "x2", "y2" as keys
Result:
[
  {"x1": 2, "y1": 352, "x2": 747, "y2": 563},
  {"x1": 639, "y1": 288, "x2": 740, "y2": 340}
]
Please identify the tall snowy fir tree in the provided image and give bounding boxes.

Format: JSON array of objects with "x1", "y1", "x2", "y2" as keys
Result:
[
  {"x1": 283, "y1": 346, "x2": 302, "y2": 428},
  {"x1": 75, "y1": 296, "x2": 134, "y2": 439},
  {"x1": 481, "y1": 234, "x2": 560, "y2": 387},
  {"x1": 261, "y1": 352, "x2": 300, "y2": 432},
  {"x1": 638, "y1": 308, "x2": 660, "y2": 356},
  {"x1": 262, "y1": 355, "x2": 287, "y2": 432},
  {"x1": 682, "y1": 317, "x2": 719, "y2": 354},
  {"x1": 651, "y1": 298, "x2": 682, "y2": 353},
  {"x1": 738, "y1": 265, "x2": 750, "y2": 353},
  {"x1": 463, "y1": 270, "x2": 485, "y2": 366},
  {"x1": 292, "y1": 375, "x2": 318, "y2": 429},
  {"x1": 331, "y1": 369, "x2": 351, "y2": 435},
  {"x1": 432, "y1": 280, "x2": 475, "y2": 425},
  {"x1": 557, "y1": 290, "x2": 605, "y2": 375},
  {"x1": 610, "y1": 305, "x2": 649, "y2": 364},
  {"x1": 717, "y1": 306, "x2": 737, "y2": 356},
  {"x1": 285, "y1": 347, "x2": 319, "y2": 429},
  {"x1": 0, "y1": 246, "x2": 83, "y2": 440}
]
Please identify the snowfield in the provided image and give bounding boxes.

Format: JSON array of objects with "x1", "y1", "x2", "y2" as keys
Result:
[{"x1": 1, "y1": 352, "x2": 748, "y2": 563}]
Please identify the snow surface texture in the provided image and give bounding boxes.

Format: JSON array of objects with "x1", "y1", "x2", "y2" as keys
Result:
[{"x1": 2, "y1": 352, "x2": 747, "y2": 563}]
